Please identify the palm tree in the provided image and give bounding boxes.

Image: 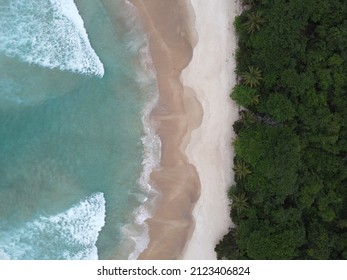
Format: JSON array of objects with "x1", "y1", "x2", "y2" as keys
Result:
[
  {"x1": 241, "y1": 66, "x2": 262, "y2": 88},
  {"x1": 240, "y1": 110, "x2": 256, "y2": 127},
  {"x1": 233, "y1": 161, "x2": 252, "y2": 179},
  {"x1": 228, "y1": 188, "x2": 249, "y2": 217},
  {"x1": 251, "y1": 93, "x2": 260, "y2": 105},
  {"x1": 244, "y1": 10, "x2": 265, "y2": 34}
]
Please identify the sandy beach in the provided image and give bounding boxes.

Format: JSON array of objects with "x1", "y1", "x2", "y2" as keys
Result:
[
  {"x1": 182, "y1": 0, "x2": 241, "y2": 259},
  {"x1": 129, "y1": 0, "x2": 240, "y2": 259}
]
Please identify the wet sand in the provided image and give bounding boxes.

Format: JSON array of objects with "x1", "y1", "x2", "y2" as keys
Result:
[
  {"x1": 129, "y1": 0, "x2": 201, "y2": 259},
  {"x1": 129, "y1": 0, "x2": 240, "y2": 259}
]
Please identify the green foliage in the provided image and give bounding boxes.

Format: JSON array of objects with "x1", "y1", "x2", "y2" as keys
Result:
[
  {"x1": 228, "y1": 186, "x2": 249, "y2": 219},
  {"x1": 215, "y1": 228, "x2": 239, "y2": 260},
  {"x1": 258, "y1": 93, "x2": 296, "y2": 122},
  {"x1": 317, "y1": 190, "x2": 342, "y2": 223},
  {"x1": 231, "y1": 85, "x2": 259, "y2": 107},
  {"x1": 240, "y1": 110, "x2": 256, "y2": 127},
  {"x1": 244, "y1": 11, "x2": 265, "y2": 34},
  {"x1": 219, "y1": 0, "x2": 347, "y2": 260},
  {"x1": 235, "y1": 125, "x2": 301, "y2": 203},
  {"x1": 306, "y1": 223, "x2": 336, "y2": 259},
  {"x1": 271, "y1": 208, "x2": 302, "y2": 225},
  {"x1": 246, "y1": 225, "x2": 305, "y2": 259},
  {"x1": 233, "y1": 161, "x2": 252, "y2": 180},
  {"x1": 297, "y1": 172, "x2": 323, "y2": 209},
  {"x1": 241, "y1": 66, "x2": 262, "y2": 88}
]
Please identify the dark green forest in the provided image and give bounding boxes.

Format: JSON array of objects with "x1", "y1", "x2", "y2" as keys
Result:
[{"x1": 215, "y1": 0, "x2": 347, "y2": 259}]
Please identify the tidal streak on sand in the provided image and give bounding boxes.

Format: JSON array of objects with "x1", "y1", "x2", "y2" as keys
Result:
[{"x1": 130, "y1": 0, "x2": 240, "y2": 259}]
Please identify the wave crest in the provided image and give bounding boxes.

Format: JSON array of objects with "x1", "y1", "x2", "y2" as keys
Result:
[
  {"x1": 0, "y1": 192, "x2": 106, "y2": 260},
  {"x1": 0, "y1": 0, "x2": 104, "y2": 77}
]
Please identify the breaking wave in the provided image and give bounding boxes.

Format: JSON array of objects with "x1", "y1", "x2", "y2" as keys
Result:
[
  {"x1": 0, "y1": 0, "x2": 104, "y2": 77},
  {"x1": 0, "y1": 192, "x2": 106, "y2": 260}
]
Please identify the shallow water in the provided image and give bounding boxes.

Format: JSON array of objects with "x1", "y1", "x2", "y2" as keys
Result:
[{"x1": 0, "y1": 0, "x2": 158, "y2": 259}]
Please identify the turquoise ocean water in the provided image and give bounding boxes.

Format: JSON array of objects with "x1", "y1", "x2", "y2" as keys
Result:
[{"x1": 0, "y1": 0, "x2": 159, "y2": 259}]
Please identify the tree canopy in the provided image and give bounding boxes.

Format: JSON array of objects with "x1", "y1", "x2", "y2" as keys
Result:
[{"x1": 217, "y1": 0, "x2": 347, "y2": 260}]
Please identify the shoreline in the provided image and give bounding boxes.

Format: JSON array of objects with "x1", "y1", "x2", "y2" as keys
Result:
[
  {"x1": 129, "y1": 0, "x2": 240, "y2": 259},
  {"x1": 129, "y1": 0, "x2": 202, "y2": 259}
]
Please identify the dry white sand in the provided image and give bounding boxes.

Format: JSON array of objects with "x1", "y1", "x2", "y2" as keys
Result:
[{"x1": 181, "y1": 0, "x2": 241, "y2": 259}]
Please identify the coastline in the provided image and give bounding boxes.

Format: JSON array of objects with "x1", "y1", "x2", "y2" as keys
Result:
[
  {"x1": 129, "y1": 0, "x2": 240, "y2": 259},
  {"x1": 128, "y1": 0, "x2": 201, "y2": 259}
]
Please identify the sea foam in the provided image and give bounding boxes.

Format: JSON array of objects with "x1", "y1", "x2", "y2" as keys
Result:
[
  {"x1": 0, "y1": 0, "x2": 104, "y2": 77},
  {"x1": 0, "y1": 192, "x2": 105, "y2": 260},
  {"x1": 117, "y1": 1, "x2": 161, "y2": 260}
]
